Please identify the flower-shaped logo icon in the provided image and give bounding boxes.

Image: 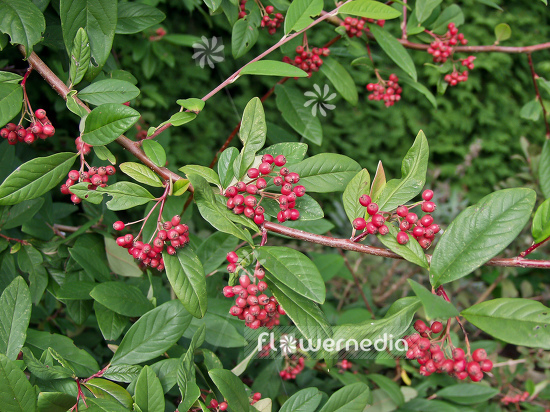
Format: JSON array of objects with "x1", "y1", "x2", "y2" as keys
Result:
[
  {"x1": 192, "y1": 36, "x2": 225, "y2": 69},
  {"x1": 280, "y1": 334, "x2": 297, "y2": 356},
  {"x1": 304, "y1": 84, "x2": 337, "y2": 117}
]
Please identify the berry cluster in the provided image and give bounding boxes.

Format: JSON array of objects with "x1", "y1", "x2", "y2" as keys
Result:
[
  {"x1": 260, "y1": 6, "x2": 284, "y2": 35},
  {"x1": 208, "y1": 393, "x2": 262, "y2": 411},
  {"x1": 427, "y1": 23, "x2": 468, "y2": 64},
  {"x1": 405, "y1": 320, "x2": 493, "y2": 381},
  {"x1": 224, "y1": 154, "x2": 305, "y2": 224},
  {"x1": 283, "y1": 46, "x2": 330, "y2": 77},
  {"x1": 340, "y1": 17, "x2": 384, "y2": 38},
  {"x1": 114, "y1": 215, "x2": 189, "y2": 271},
  {"x1": 444, "y1": 70, "x2": 469, "y2": 86},
  {"x1": 238, "y1": 0, "x2": 247, "y2": 18},
  {"x1": 224, "y1": 252, "x2": 284, "y2": 329},
  {"x1": 149, "y1": 27, "x2": 167, "y2": 41},
  {"x1": 366, "y1": 74, "x2": 402, "y2": 107},
  {"x1": 501, "y1": 391, "x2": 530, "y2": 406},
  {"x1": 280, "y1": 355, "x2": 305, "y2": 380},
  {"x1": 1, "y1": 109, "x2": 55, "y2": 145},
  {"x1": 338, "y1": 359, "x2": 353, "y2": 372},
  {"x1": 75, "y1": 136, "x2": 92, "y2": 155},
  {"x1": 61, "y1": 165, "x2": 116, "y2": 204},
  {"x1": 353, "y1": 189, "x2": 440, "y2": 249}
]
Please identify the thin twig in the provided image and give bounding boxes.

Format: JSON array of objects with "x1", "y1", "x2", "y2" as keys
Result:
[
  {"x1": 527, "y1": 53, "x2": 550, "y2": 139},
  {"x1": 520, "y1": 235, "x2": 550, "y2": 257}
]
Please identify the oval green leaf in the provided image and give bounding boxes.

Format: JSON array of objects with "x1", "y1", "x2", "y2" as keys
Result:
[
  {"x1": 142, "y1": 140, "x2": 166, "y2": 168},
  {"x1": 339, "y1": 0, "x2": 401, "y2": 20},
  {"x1": 436, "y1": 383, "x2": 499, "y2": 405},
  {"x1": 377, "y1": 224, "x2": 428, "y2": 268},
  {"x1": 0, "y1": 152, "x2": 77, "y2": 206},
  {"x1": 494, "y1": 22, "x2": 511, "y2": 42},
  {"x1": 280, "y1": 388, "x2": 323, "y2": 412},
  {"x1": 343, "y1": 169, "x2": 370, "y2": 224},
  {"x1": 369, "y1": 24, "x2": 417, "y2": 81},
  {"x1": 208, "y1": 369, "x2": 250, "y2": 412},
  {"x1": 82, "y1": 104, "x2": 140, "y2": 146},
  {"x1": 461, "y1": 298, "x2": 550, "y2": 349},
  {"x1": 69, "y1": 27, "x2": 90, "y2": 87},
  {"x1": 120, "y1": 162, "x2": 163, "y2": 187},
  {"x1": 163, "y1": 247, "x2": 207, "y2": 319},
  {"x1": 96, "y1": 182, "x2": 154, "y2": 210},
  {"x1": 241, "y1": 60, "x2": 308, "y2": 77},
  {"x1": 0, "y1": 277, "x2": 31, "y2": 360},
  {"x1": 284, "y1": 0, "x2": 323, "y2": 34},
  {"x1": 0, "y1": 354, "x2": 36, "y2": 412},
  {"x1": 78, "y1": 80, "x2": 140, "y2": 106},
  {"x1": 116, "y1": 3, "x2": 166, "y2": 34},
  {"x1": 319, "y1": 382, "x2": 370, "y2": 412},
  {"x1": 0, "y1": 0, "x2": 45, "y2": 57},
  {"x1": 540, "y1": 140, "x2": 550, "y2": 199},
  {"x1": 319, "y1": 57, "x2": 358, "y2": 106},
  {"x1": 90, "y1": 282, "x2": 153, "y2": 317},
  {"x1": 134, "y1": 366, "x2": 165, "y2": 412},
  {"x1": 0, "y1": 83, "x2": 23, "y2": 128},
  {"x1": 532, "y1": 198, "x2": 550, "y2": 243},
  {"x1": 430, "y1": 188, "x2": 536, "y2": 287},
  {"x1": 258, "y1": 246, "x2": 325, "y2": 303}
]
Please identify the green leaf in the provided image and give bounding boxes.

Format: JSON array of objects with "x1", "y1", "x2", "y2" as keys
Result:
[
  {"x1": 116, "y1": 3, "x2": 165, "y2": 34},
  {"x1": 120, "y1": 162, "x2": 163, "y2": 187},
  {"x1": 102, "y1": 364, "x2": 142, "y2": 383},
  {"x1": 366, "y1": 374, "x2": 403, "y2": 406},
  {"x1": 430, "y1": 4, "x2": 464, "y2": 33},
  {"x1": 319, "y1": 382, "x2": 370, "y2": 412},
  {"x1": 0, "y1": 354, "x2": 36, "y2": 412},
  {"x1": 376, "y1": 131, "x2": 428, "y2": 212},
  {"x1": 176, "y1": 98, "x2": 205, "y2": 113},
  {"x1": 540, "y1": 140, "x2": 550, "y2": 199},
  {"x1": 69, "y1": 182, "x2": 103, "y2": 204},
  {"x1": 532, "y1": 198, "x2": 550, "y2": 243},
  {"x1": 267, "y1": 281, "x2": 332, "y2": 349},
  {"x1": 0, "y1": 277, "x2": 31, "y2": 360},
  {"x1": 180, "y1": 165, "x2": 220, "y2": 187},
  {"x1": 430, "y1": 188, "x2": 536, "y2": 287},
  {"x1": 408, "y1": 279, "x2": 459, "y2": 319},
  {"x1": 258, "y1": 142, "x2": 308, "y2": 165},
  {"x1": 376, "y1": 224, "x2": 429, "y2": 268},
  {"x1": 369, "y1": 24, "x2": 417, "y2": 81},
  {"x1": 494, "y1": 23, "x2": 511, "y2": 43},
  {"x1": 280, "y1": 388, "x2": 323, "y2": 412},
  {"x1": 1, "y1": 198, "x2": 44, "y2": 230},
  {"x1": 111, "y1": 300, "x2": 191, "y2": 365},
  {"x1": 37, "y1": 392, "x2": 76, "y2": 412},
  {"x1": 83, "y1": 378, "x2": 133, "y2": 409},
  {"x1": 234, "y1": 97, "x2": 267, "y2": 180},
  {"x1": 69, "y1": 27, "x2": 90, "y2": 87},
  {"x1": 218, "y1": 147, "x2": 239, "y2": 189},
  {"x1": 94, "y1": 302, "x2": 128, "y2": 341},
  {"x1": 55, "y1": 281, "x2": 95, "y2": 300},
  {"x1": 275, "y1": 84, "x2": 323, "y2": 145},
  {"x1": 290, "y1": 154, "x2": 361, "y2": 193},
  {"x1": 415, "y1": 0, "x2": 442, "y2": 24},
  {"x1": 196, "y1": 232, "x2": 239, "y2": 275},
  {"x1": 208, "y1": 369, "x2": 250, "y2": 412},
  {"x1": 0, "y1": 0, "x2": 45, "y2": 57},
  {"x1": 241, "y1": 60, "x2": 308, "y2": 77},
  {"x1": 167, "y1": 112, "x2": 196, "y2": 127},
  {"x1": 232, "y1": 18, "x2": 259, "y2": 59},
  {"x1": 176, "y1": 325, "x2": 205, "y2": 412},
  {"x1": 343, "y1": 169, "x2": 370, "y2": 225},
  {"x1": 398, "y1": 75, "x2": 437, "y2": 108},
  {"x1": 104, "y1": 237, "x2": 142, "y2": 277},
  {"x1": 60, "y1": 0, "x2": 117, "y2": 78},
  {"x1": 0, "y1": 83, "x2": 23, "y2": 128},
  {"x1": 339, "y1": 0, "x2": 401, "y2": 19},
  {"x1": 163, "y1": 34, "x2": 201, "y2": 47},
  {"x1": 284, "y1": 0, "x2": 323, "y2": 34},
  {"x1": 172, "y1": 179, "x2": 190, "y2": 196},
  {"x1": 90, "y1": 282, "x2": 153, "y2": 317},
  {"x1": 84, "y1": 398, "x2": 129, "y2": 412},
  {"x1": 370, "y1": 161, "x2": 386, "y2": 200},
  {"x1": 319, "y1": 57, "x2": 358, "y2": 106},
  {"x1": 461, "y1": 298, "x2": 550, "y2": 350},
  {"x1": 187, "y1": 174, "x2": 253, "y2": 243},
  {"x1": 78, "y1": 80, "x2": 140, "y2": 106},
  {"x1": 520, "y1": 99, "x2": 541, "y2": 121},
  {"x1": 436, "y1": 383, "x2": 499, "y2": 405},
  {"x1": 142, "y1": 140, "x2": 166, "y2": 168},
  {"x1": 0, "y1": 152, "x2": 77, "y2": 206},
  {"x1": 93, "y1": 145, "x2": 116, "y2": 164},
  {"x1": 134, "y1": 366, "x2": 165, "y2": 412},
  {"x1": 0, "y1": 72, "x2": 22, "y2": 84},
  {"x1": 22, "y1": 347, "x2": 73, "y2": 380},
  {"x1": 257, "y1": 246, "x2": 325, "y2": 303},
  {"x1": 26, "y1": 329, "x2": 99, "y2": 376},
  {"x1": 163, "y1": 248, "x2": 207, "y2": 318},
  {"x1": 97, "y1": 182, "x2": 155, "y2": 210},
  {"x1": 82, "y1": 104, "x2": 140, "y2": 145},
  {"x1": 261, "y1": 194, "x2": 323, "y2": 221}
]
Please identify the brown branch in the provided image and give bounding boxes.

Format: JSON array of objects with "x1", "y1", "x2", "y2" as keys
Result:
[
  {"x1": 520, "y1": 234, "x2": 550, "y2": 257},
  {"x1": 263, "y1": 221, "x2": 550, "y2": 269},
  {"x1": 0, "y1": 233, "x2": 30, "y2": 245},
  {"x1": 20, "y1": 47, "x2": 183, "y2": 184},
  {"x1": 527, "y1": 53, "x2": 550, "y2": 139},
  {"x1": 398, "y1": 39, "x2": 550, "y2": 54}
]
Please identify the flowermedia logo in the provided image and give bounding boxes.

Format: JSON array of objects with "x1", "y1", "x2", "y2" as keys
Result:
[
  {"x1": 304, "y1": 84, "x2": 337, "y2": 117},
  {"x1": 192, "y1": 36, "x2": 225, "y2": 69}
]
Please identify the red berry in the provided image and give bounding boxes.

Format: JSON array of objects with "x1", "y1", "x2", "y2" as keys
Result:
[
  {"x1": 258, "y1": 162, "x2": 271, "y2": 175},
  {"x1": 42, "y1": 124, "x2": 55, "y2": 136},
  {"x1": 247, "y1": 168, "x2": 260, "y2": 178},
  {"x1": 227, "y1": 263, "x2": 237, "y2": 273},
  {"x1": 71, "y1": 194, "x2": 81, "y2": 204},
  {"x1": 366, "y1": 203, "x2": 379, "y2": 215},
  {"x1": 372, "y1": 214, "x2": 385, "y2": 227},
  {"x1": 378, "y1": 224, "x2": 389, "y2": 235},
  {"x1": 430, "y1": 321, "x2": 443, "y2": 334},
  {"x1": 113, "y1": 221, "x2": 125, "y2": 231},
  {"x1": 359, "y1": 194, "x2": 371, "y2": 207},
  {"x1": 467, "y1": 361, "x2": 481, "y2": 375},
  {"x1": 422, "y1": 189, "x2": 434, "y2": 201},
  {"x1": 472, "y1": 348, "x2": 487, "y2": 362},
  {"x1": 421, "y1": 201, "x2": 436, "y2": 213},
  {"x1": 274, "y1": 155, "x2": 286, "y2": 166},
  {"x1": 35, "y1": 109, "x2": 47, "y2": 119},
  {"x1": 414, "y1": 320, "x2": 427, "y2": 333},
  {"x1": 396, "y1": 205, "x2": 408, "y2": 217},
  {"x1": 480, "y1": 359, "x2": 493, "y2": 372},
  {"x1": 106, "y1": 165, "x2": 116, "y2": 175},
  {"x1": 223, "y1": 286, "x2": 235, "y2": 297},
  {"x1": 452, "y1": 348, "x2": 465, "y2": 360},
  {"x1": 396, "y1": 231, "x2": 409, "y2": 245},
  {"x1": 353, "y1": 217, "x2": 367, "y2": 230},
  {"x1": 406, "y1": 213, "x2": 418, "y2": 224},
  {"x1": 262, "y1": 154, "x2": 274, "y2": 164},
  {"x1": 366, "y1": 222, "x2": 378, "y2": 234},
  {"x1": 265, "y1": 5, "x2": 274, "y2": 13}
]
